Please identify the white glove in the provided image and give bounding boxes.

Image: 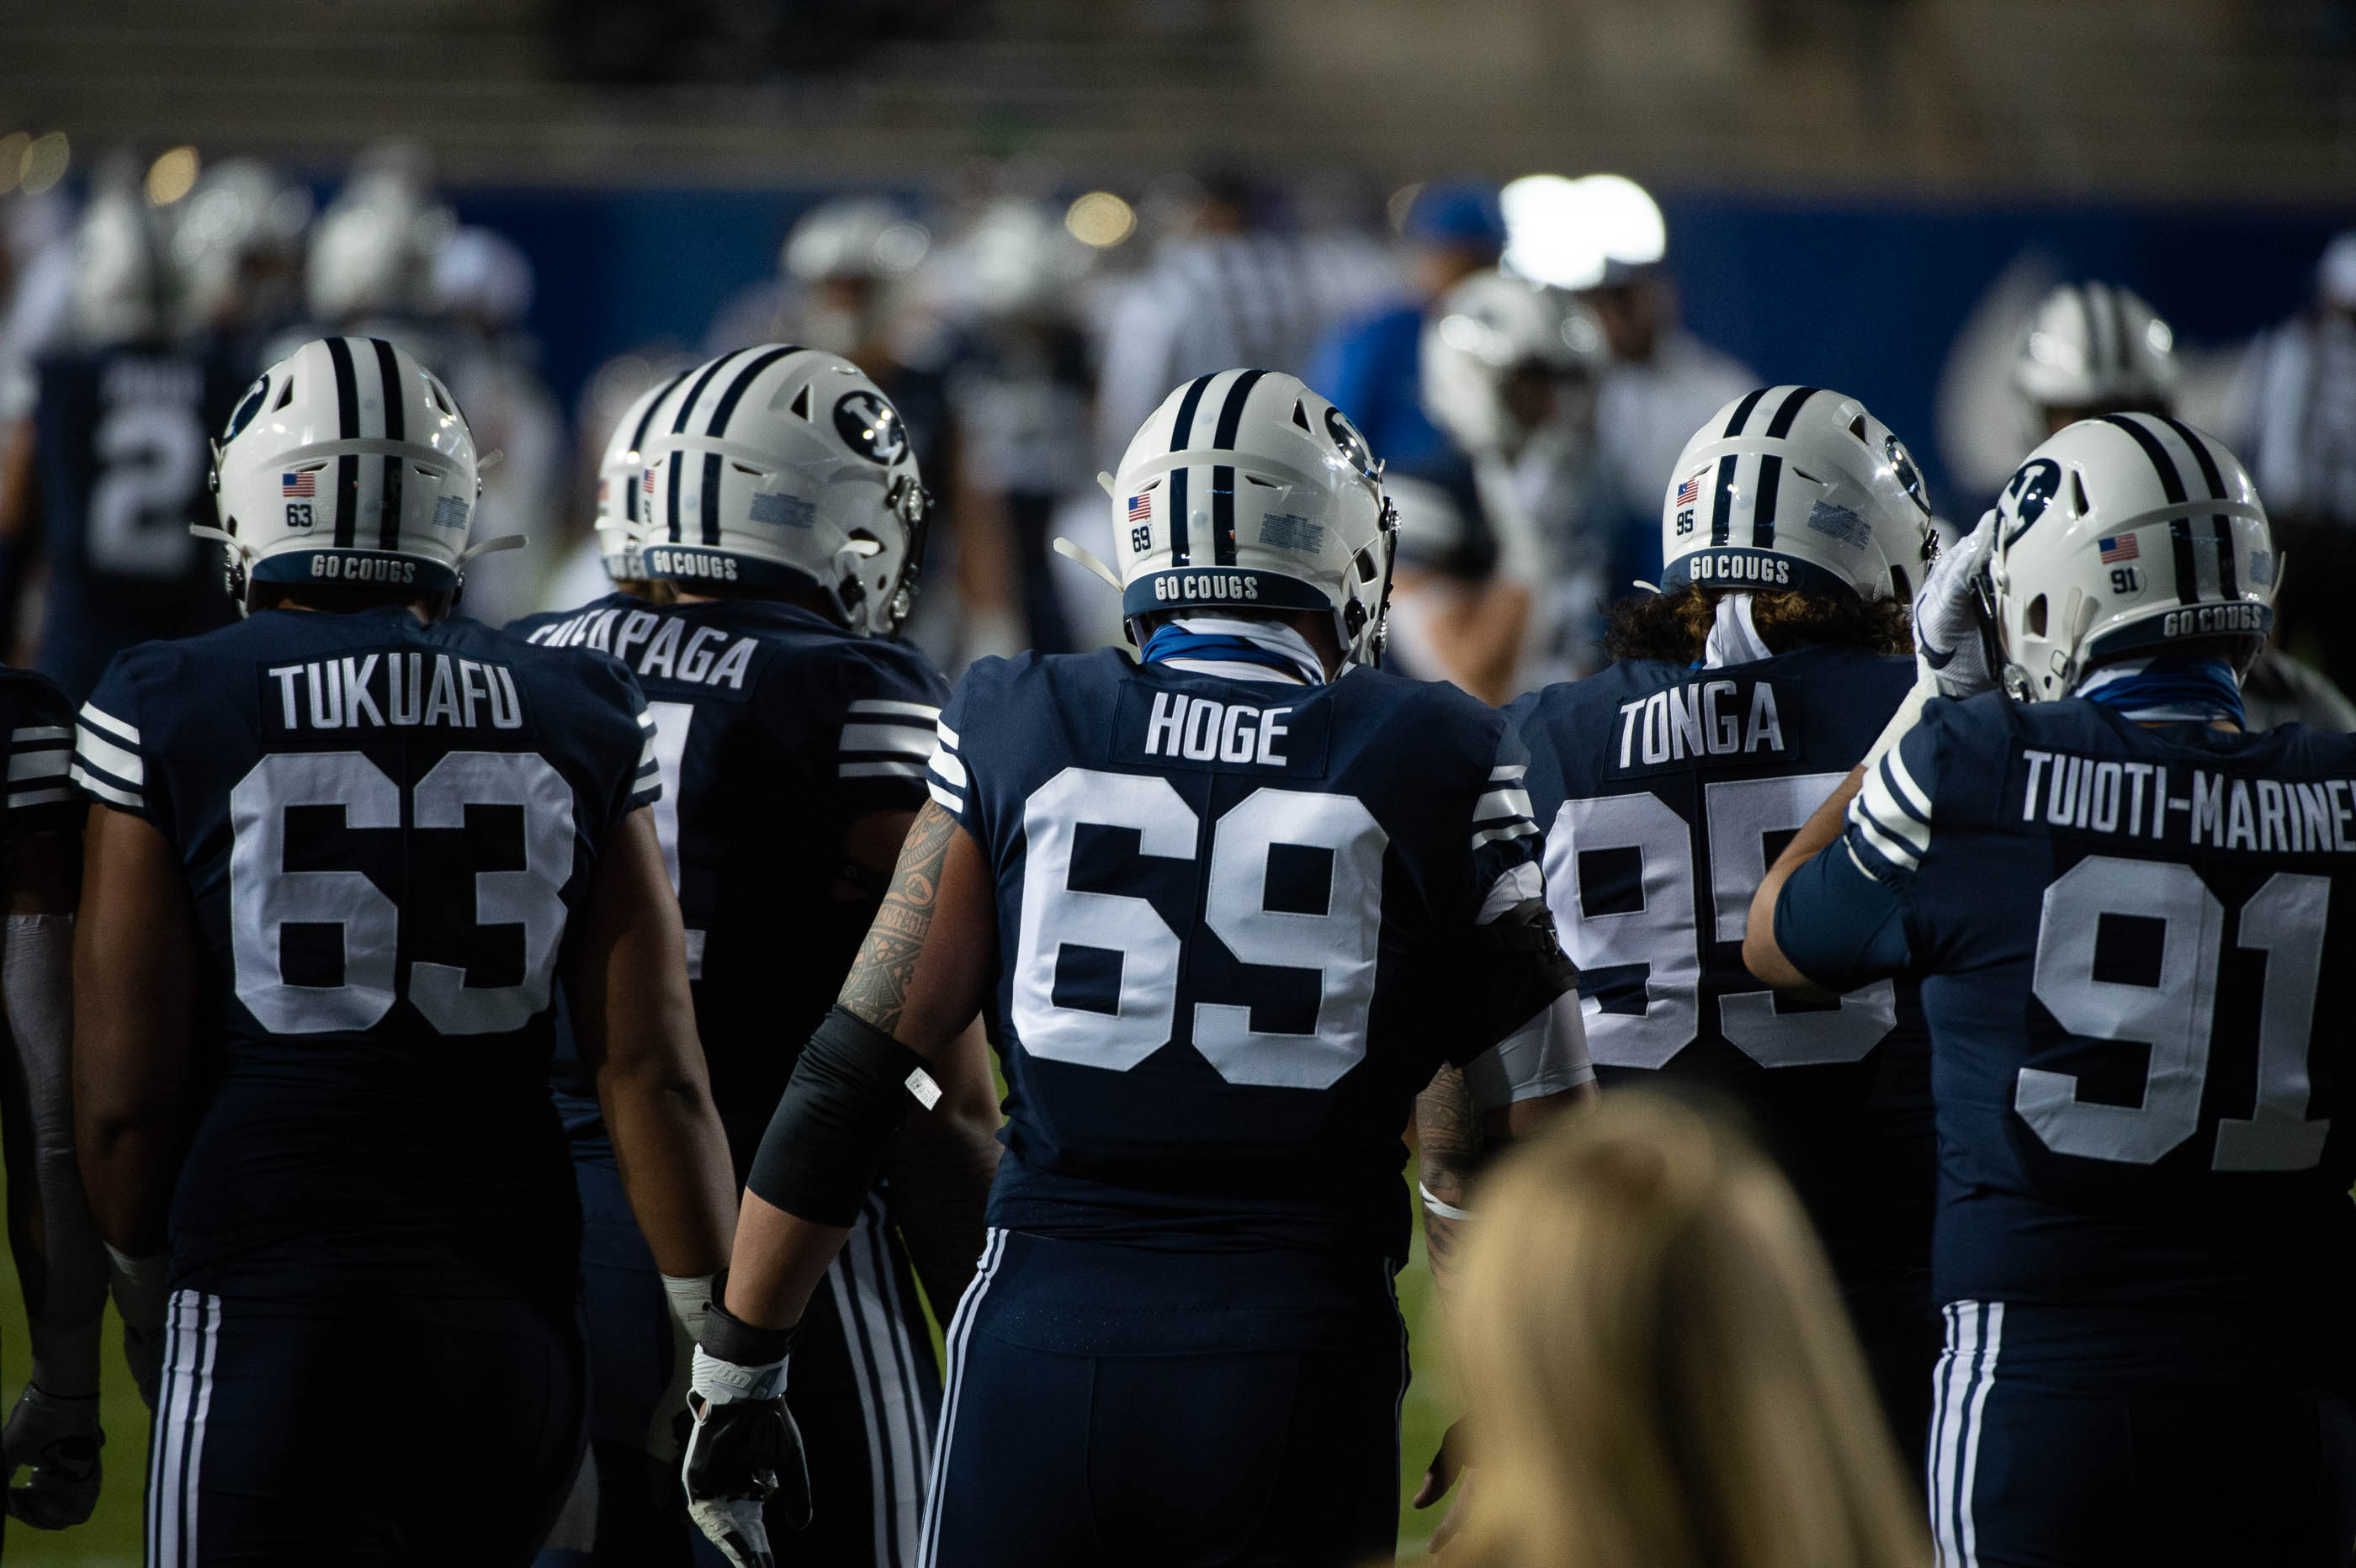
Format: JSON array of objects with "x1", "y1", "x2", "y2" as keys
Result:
[
  {"x1": 3, "y1": 1386, "x2": 101, "y2": 1528},
  {"x1": 650, "y1": 1274, "x2": 715, "y2": 1469},
  {"x1": 1913, "y1": 514, "x2": 1999, "y2": 701}
]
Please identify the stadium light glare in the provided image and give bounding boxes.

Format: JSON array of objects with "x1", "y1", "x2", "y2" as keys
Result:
[
  {"x1": 146, "y1": 146, "x2": 200, "y2": 207},
  {"x1": 19, "y1": 132, "x2": 68, "y2": 197},
  {"x1": 1065, "y1": 191, "x2": 1136, "y2": 249},
  {"x1": 1500, "y1": 172, "x2": 1605, "y2": 290},
  {"x1": 0, "y1": 133, "x2": 28, "y2": 196}
]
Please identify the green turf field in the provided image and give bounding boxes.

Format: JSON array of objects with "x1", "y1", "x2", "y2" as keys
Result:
[{"x1": 0, "y1": 1167, "x2": 1456, "y2": 1565}]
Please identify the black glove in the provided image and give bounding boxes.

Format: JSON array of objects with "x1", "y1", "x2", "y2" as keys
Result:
[{"x1": 681, "y1": 1306, "x2": 810, "y2": 1568}]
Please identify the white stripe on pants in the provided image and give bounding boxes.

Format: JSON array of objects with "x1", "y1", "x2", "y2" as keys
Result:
[
  {"x1": 146, "y1": 1290, "x2": 220, "y2": 1568},
  {"x1": 915, "y1": 1228, "x2": 1009, "y2": 1568},
  {"x1": 825, "y1": 1193, "x2": 937, "y2": 1568},
  {"x1": 1929, "y1": 1300, "x2": 2005, "y2": 1568}
]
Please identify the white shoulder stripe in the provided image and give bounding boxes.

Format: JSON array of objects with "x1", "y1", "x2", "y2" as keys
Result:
[
  {"x1": 74, "y1": 725, "x2": 144, "y2": 786},
  {"x1": 1488, "y1": 764, "x2": 1527, "y2": 781},
  {"x1": 78, "y1": 703, "x2": 138, "y2": 745},
  {"x1": 8, "y1": 787, "x2": 72, "y2": 808},
  {"x1": 1472, "y1": 818, "x2": 1541, "y2": 849},
  {"x1": 842, "y1": 760, "x2": 928, "y2": 780},
  {"x1": 927, "y1": 781, "x2": 964, "y2": 813},
  {"x1": 929, "y1": 750, "x2": 968, "y2": 789},
  {"x1": 1884, "y1": 747, "x2": 1934, "y2": 820},
  {"x1": 848, "y1": 699, "x2": 942, "y2": 721},
  {"x1": 8, "y1": 751, "x2": 71, "y2": 782},
  {"x1": 1474, "y1": 787, "x2": 1534, "y2": 824},
  {"x1": 1855, "y1": 769, "x2": 1929, "y2": 854},
  {"x1": 934, "y1": 722, "x2": 958, "y2": 750},
  {"x1": 11, "y1": 725, "x2": 69, "y2": 744},
  {"x1": 841, "y1": 723, "x2": 938, "y2": 759},
  {"x1": 1848, "y1": 801, "x2": 1923, "y2": 873},
  {"x1": 69, "y1": 762, "x2": 141, "y2": 809}
]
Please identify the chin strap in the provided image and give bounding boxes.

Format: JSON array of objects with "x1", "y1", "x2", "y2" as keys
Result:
[
  {"x1": 457, "y1": 533, "x2": 526, "y2": 566},
  {"x1": 1051, "y1": 535, "x2": 1123, "y2": 592}
]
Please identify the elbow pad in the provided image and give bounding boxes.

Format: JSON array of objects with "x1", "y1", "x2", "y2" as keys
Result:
[
  {"x1": 746, "y1": 1007, "x2": 941, "y2": 1229},
  {"x1": 1460, "y1": 898, "x2": 1579, "y2": 1052}
]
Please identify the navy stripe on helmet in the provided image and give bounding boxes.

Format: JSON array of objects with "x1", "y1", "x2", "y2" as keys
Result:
[
  {"x1": 705, "y1": 345, "x2": 800, "y2": 439},
  {"x1": 1722, "y1": 387, "x2": 1770, "y2": 437},
  {"x1": 2161, "y1": 415, "x2": 2239, "y2": 601},
  {"x1": 1753, "y1": 453, "x2": 1783, "y2": 550},
  {"x1": 1209, "y1": 369, "x2": 1266, "y2": 564},
  {"x1": 626, "y1": 371, "x2": 689, "y2": 526},
  {"x1": 326, "y1": 337, "x2": 362, "y2": 549},
  {"x1": 1169, "y1": 375, "x2": 1217, "y2": 451},
  {"x1": 666, "y1": 446, "x2": 687, "y2": 543},
  {"x1": 1763, "y1": 385, "x2": 1820, "y2": 438},
  {"x1": 2101, "y1": 413, "x2": 2195, "y2": 605},
  {"x1": 700, "y1": 452, "x2": 724, "y2": 547},
  {"x1": 1708, "y1": 453, "x2": 1740, "y2": 548},
  {"x1": 670, "y1": 350, "x2": 742, "y2": 436},
  {"x1": 370, "y1": 339, "x2": 405, "y2": 553},
  {"x1": 1165, "y1": 374, "x2": 1218, "y2": 566}
]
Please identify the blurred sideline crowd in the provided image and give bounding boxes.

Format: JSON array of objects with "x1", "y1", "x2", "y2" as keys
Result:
[{"x1": 6, "y1": 142, "x2": 2356, "y2": 723}]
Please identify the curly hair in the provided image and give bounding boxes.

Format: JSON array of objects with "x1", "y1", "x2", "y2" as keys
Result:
[{"x1": 1602, "y1": 585, "x2": 1913, "y2": 665}]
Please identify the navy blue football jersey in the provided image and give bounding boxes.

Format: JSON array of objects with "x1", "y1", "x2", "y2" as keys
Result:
[
  {"x1": 0, "y1": 667, "x2": 77, "y2": 850},
  {"x1": 1508, "y1": 644, "x2": 1932, "y2": 1281},
  {"x1": 70, "y1": 606, "x2": 659, "y2": 1303},
  {"x1": 30, "y1": 342, "x2": 248, "y2": 702},
  {"x1": 1829, "y1": 696, "x2": 2356, "y2": 1360},
  {"x1": 511, "y1": 595, "x2": 948, "y2": 1167},
  {"x1": 927, "y1": 649, "x2": 1563, "y2": 1264}
]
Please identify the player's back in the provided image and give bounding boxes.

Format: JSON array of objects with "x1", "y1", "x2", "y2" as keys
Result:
[
  {"x1": 930, "y1": 647, "x2": 1537, "y2": 1265},
  {"x1": 1510, "y1": 642, "x2": 1930, "y2": 1284},
  {"x1": 1889, "y1": 694, "x2": 2356, "y2": 1372},
  {"x1": 32, "y1": 340, "x2": 247, "y2": 701},
  {"x1": 72, "y1": 605, "x2": 656, "y2": 1306},
  {"x1": 520, "y1": 594, "x2": 947, "y2": 1166}
]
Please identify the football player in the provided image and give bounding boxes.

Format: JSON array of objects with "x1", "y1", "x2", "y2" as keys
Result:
[
  {"x1": 68, "y1": 336, "x2": 739, "y2": 1564},
  {"x1": 1439, "y1": 387, "x2": 1941, "y2": 1472},
  {"x1": 680, "y1": 368, "x2": 1595, "y2": 1568},
  {"x1": 517, "y1": 344, "x2": 1001, "y2": 1568},
  {"x1": 0, "y1": 664, "x2": 109, "y2": 1534},
  {"x1": 1749, "y1": 416, "x2": 2356, "y2": 1565},
  {"x1": 0, "y1": 156, "x2": 245, "y2": 702}
]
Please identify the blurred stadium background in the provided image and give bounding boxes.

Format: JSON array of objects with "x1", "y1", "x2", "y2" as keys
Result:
[{"x1": 8, "y1": 0, "x2": 2356, "y2": 1559}]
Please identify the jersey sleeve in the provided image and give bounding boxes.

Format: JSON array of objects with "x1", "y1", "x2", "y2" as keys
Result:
[
  {"x1": 1770, "y1": 703, "x2": 1951, "y2": 990},
  {"x1": 926, "y1": 670, "x2": 981, "y2": 839},
  {"x1": 834, "y1": 647, "x2": 949, "y2": 818},
  {"x1": 3, "y1": 674, "x2": 77, "y2": 839},
  {"x1": 1451, "y1": 718, "x2": 1590, "y2": 1107},
  {"x1": 71, "y1": 654, "x2": 151, "y2": 822},
  {"x1": 627, "y1": 691, "x2": 661, "y2": 815}
]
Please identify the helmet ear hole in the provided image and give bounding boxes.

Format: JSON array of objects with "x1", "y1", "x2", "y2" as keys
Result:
[
  {"x1": 1355, "y1": 546, "x2": 1379, "y2": 583},
  {"x1": 790, "y1": 383, "x2": 812, "y2": 420},
  {"x1": 1292, "y1": 400, "x2": 1312, "y2": 432},
  {"x1": 2070, "y1": 470, "x2": 2091, "y2": 516},
  {"x1": 272, "y1": 378, "x2": 295, "y2": 412},
  {"x1": 1889, "y1": 564, "x2": 1913, "y2": 601},
  {"x1": 1849, "y1": 414, "x2": 1870, "y2": 443},
  {"x1": 2026, "y1": 594, "x2": 2049, "y2": 637}
]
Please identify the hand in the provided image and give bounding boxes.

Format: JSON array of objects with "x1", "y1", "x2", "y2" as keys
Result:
[
  {"x1": 1913, "y1": 516, "x2": 1998, "y2": 701},
  {"x1": 1412, "y1": 1420, "x2": 1472, "y2": 1555},
  {"x1": 682, "y1": 1345, "x2": 809, "y2": 1568},
  {"x1": 3, "y1": 1386, "x2": 102, "y2": 1528}
]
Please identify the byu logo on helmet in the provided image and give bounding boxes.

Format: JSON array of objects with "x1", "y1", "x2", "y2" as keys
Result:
[{"x1": 833, "y1": 390, "x2": 907, "y2": 464}]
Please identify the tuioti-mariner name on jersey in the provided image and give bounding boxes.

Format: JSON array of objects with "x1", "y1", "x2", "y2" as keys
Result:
[{"x1": 2023, "y1": 744, "x2": 2356, "y2": 854}]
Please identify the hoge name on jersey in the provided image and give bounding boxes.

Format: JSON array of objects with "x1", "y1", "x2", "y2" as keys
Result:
[
  {"x1": 265, "y1": 652, "x2": 524, "y2": 732},
  {"x1": 1142, "y1": 691, "x2": 1293, "y2": 765}
]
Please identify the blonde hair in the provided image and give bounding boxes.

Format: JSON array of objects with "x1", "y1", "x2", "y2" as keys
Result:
[{"x1": 1447, "y1": 1094, "x2": 1927, "y2": 1568}]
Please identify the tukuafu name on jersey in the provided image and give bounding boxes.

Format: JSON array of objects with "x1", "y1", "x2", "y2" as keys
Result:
[
  {"x1": 522, "y1": 606, "x2": 759, "y2": 692},
  {"x1": 2021, "y1": 745, "x2": 2356, "y2": 853},
  {"x1": 1610, "y1": 677, "x2": 1788, "y2": 772},
  {"x1": 262, "y1": 651, "x2": 524, "y2": 732}
]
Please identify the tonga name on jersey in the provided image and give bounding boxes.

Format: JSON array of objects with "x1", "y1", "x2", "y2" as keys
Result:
[
  {"x1": 32, "y1": 343, "x2": 247, "y2": 701},
  {"x1": 928, "y1": 649, "x2": 1554, "y2": 1266},
  {"x1": 1509, "y1": 644, "x2": 1931, "y2": 1275},
  {"x1": 71, "y1": 606, "x2": 659, "y2": 1301},
  {"x1": 512, "y1": 595, "x2": 947, "y2": 1167},
  {"x1": 1840, "y1": 696, "x2": 2356, "y2": 1356}
]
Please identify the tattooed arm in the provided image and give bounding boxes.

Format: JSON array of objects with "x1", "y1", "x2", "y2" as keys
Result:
[
  {"x1": 723, "y1": 801, "x2": 998, "y2": 1331},
  {"x1": 1414, "y1": 1064, "x2": 1483, "y2": 1303}
]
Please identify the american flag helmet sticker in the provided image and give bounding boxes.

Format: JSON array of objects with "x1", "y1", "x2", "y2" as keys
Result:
[
  {"x1": 1675, "y1": 474, "x2": 1701, "y2": 508},
  {"x1": 282, "y1": 470, "x2": 317, "y2": 498},
  {"x1": 1128, "y1": 493, "x2": 1151, "y2": 522},
  {"x1": 2099, "y1": 533, "x2": 2140, "y2": 563}
]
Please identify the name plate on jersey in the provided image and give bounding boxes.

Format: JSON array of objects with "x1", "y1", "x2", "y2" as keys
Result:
[
  {"x1": 1112, "y1": 686, "x2": 1329, "y2": 775},
  {"x1": 2019, "y1": 744, "x2": 2356, "y2": 856},
  {"x1": 259, "y1": 649, "x2": 528, "y2": 737},
  {"x1": 1606, "y1": 676, "x2": 1790, "y2": 776}
]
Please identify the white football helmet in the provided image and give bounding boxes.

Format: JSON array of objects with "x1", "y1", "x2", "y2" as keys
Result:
[
  {"x1": 1661, "y1": 387, "x2": 1935, "y2": 602},
  {"x1": 2011, "y1": 282, "x2": 2178, "y2": 415},
  {"x1": 306, "y1": 149, "x2": 455, "y2": 324},
  {"x1": 207, "y1": 336, "x2": 483, "y2": 602},
  {"x1": 594, "y1": 369, "x2": 688, "y2": 585},
  {"x1": 1984, "y1": 413, "x2": 2274, "y2": 701},
  {"x1": 169, "y1": 158, "x2": 311, "y2": 334},
  {"x1": 781, "y1": 198, "x2": 930, "y2": 284},
  {"x1": 1420, "y1": 269, "x2": 1606, "y2": 456},
  {"x1": 72, "y1": 155, "x2": 167, "y2": 347},
  {"x1": 1109, "y1": 368, "x2": 1396, "y2": 665},
  {"x1": 635, "y1": 345, "x2": 931, "y2": 637}
]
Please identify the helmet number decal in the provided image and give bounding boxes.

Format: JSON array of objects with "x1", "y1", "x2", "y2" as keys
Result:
[{"x1": 833, "y1": 390, "x2": 908, "y2": 464}]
